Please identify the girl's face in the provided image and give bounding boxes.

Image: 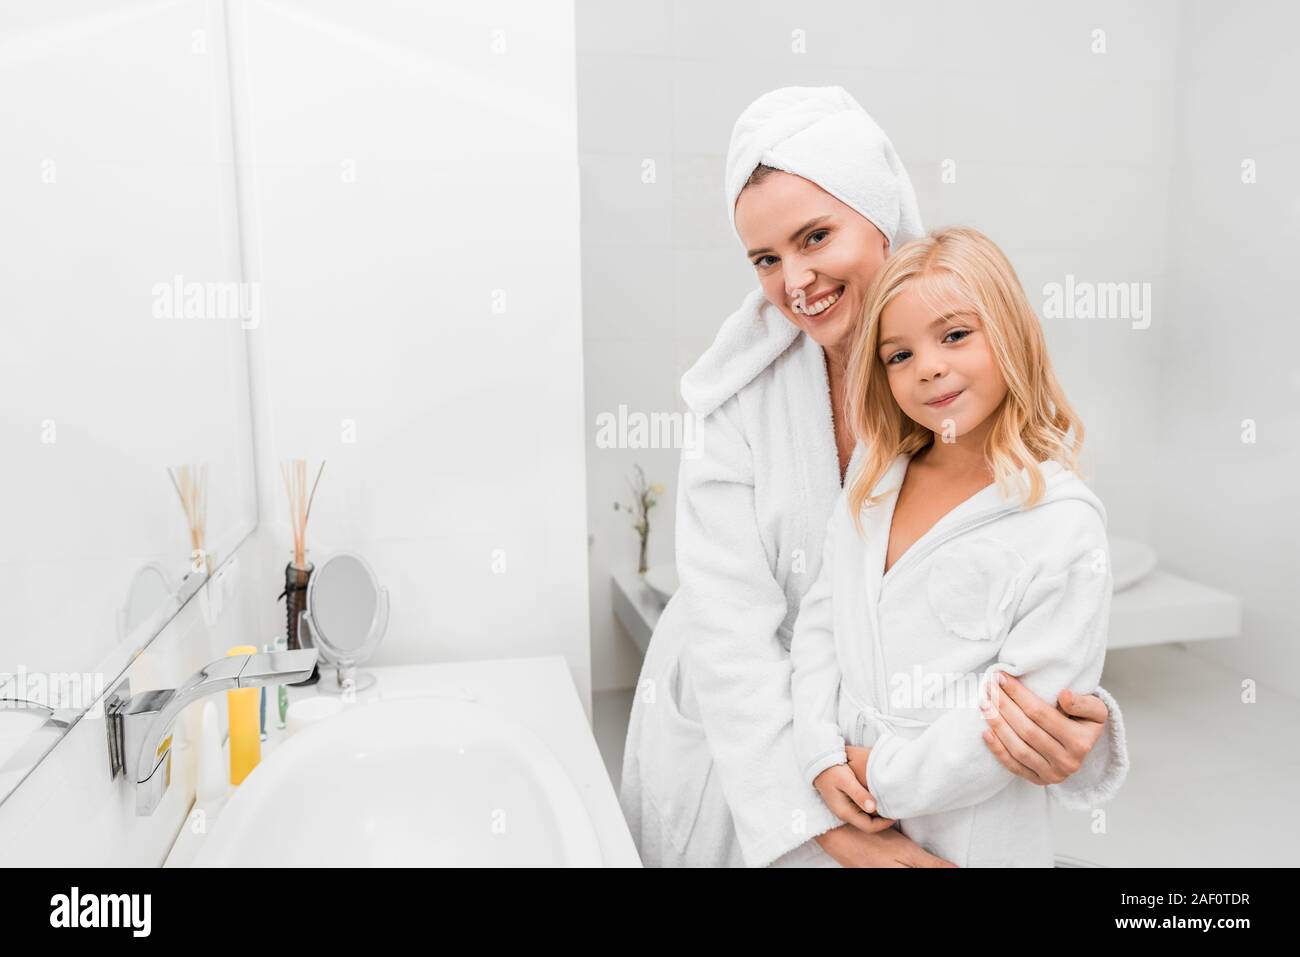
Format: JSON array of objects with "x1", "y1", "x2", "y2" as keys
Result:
[
  {"x1": 876, "y1": 281, "x2": 1008, "y2": 441},
  {"x1": 734, "y1": 171, "x2": 889, "y2": 351}
]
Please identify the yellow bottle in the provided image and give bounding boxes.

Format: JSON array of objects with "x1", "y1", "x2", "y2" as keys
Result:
[{"x1": 226, "y1": 644, "x2": 261, "y2": 785}]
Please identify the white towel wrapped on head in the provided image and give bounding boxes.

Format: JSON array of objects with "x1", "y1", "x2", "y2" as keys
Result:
[{"x1": 724, "y1": 85, "x2": 924, "y2": 251}]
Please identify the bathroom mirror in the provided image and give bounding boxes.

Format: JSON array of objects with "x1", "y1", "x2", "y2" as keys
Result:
[
  {"x1": 302, "y1": 552, "x2": 389, "y2": 695},
  {"x1": 0, "y1": 0, "x2": 257, "y2": 806}
]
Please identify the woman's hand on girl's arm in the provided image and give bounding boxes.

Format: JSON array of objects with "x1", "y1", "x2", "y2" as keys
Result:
[
  {"x1": 814, "y1": 824, "x2": 957, "y2": 867},
  {"x1": 812, "y1": 763, "x2": 894, "y2": 833},
  {"x1": 980, "y1": 673, "x2": 1107, "y2": 785}
]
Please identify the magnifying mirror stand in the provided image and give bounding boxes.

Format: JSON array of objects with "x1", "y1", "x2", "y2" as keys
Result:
[
  {"x1": 302, "y1": 613, "x2": 377, "y2": 695},
  {"x1": 299, "y1": 550, "x2": 389, "y2": 698}
]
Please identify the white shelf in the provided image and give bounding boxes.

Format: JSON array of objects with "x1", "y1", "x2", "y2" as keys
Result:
[
  {"x1": 612, "y1": 570, "x2": 668, "y2": 655},
  {"x1": 1108, "y1": 569, "x2": 1241, "y2": 648}
]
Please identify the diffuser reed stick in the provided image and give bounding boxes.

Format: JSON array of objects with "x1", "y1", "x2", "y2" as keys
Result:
[
  {"x1": 279, "y1": 458, "x2": 325, "y2": 568},
  {"x1": 167, "y1": 463, "x2": 209, "y2": 572}
]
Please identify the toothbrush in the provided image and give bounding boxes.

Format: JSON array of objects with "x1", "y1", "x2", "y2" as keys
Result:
[
  {"x1": 276, "y1": 636, "x2": 289, "y2": 729},
  {"x1": 259, "y1": 642, "x2": 271, "y2": 741}
]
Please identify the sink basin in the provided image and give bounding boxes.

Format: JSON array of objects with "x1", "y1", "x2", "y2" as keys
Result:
[{"x1": 193, "y1": 695, "x2": 603, "y2": 866}]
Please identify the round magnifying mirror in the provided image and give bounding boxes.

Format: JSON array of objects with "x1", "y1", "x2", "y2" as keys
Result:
[{"x1": 301, "y1": 551, "x2": 388, "y2": 695}]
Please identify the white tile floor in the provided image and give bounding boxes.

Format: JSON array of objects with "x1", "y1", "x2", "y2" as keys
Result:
[{"x1": 593, "y1": 644, "x2": 1300, "y2": 866}]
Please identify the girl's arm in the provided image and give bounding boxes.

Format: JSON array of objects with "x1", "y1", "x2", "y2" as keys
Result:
[
  {"x1": 674, "y1": 394, "x2": 842, "y2": 867},
  {"x1": 865, "y1": 501, "x2": 1115, "y2": 821},
  {"x1": 790, "y1": 493, "x2": 891, "y2": 831}
]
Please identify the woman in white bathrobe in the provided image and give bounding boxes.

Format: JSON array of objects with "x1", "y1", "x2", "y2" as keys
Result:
[{"x1": 619, "y1": 87, "x2": 1128, "y2": 868}]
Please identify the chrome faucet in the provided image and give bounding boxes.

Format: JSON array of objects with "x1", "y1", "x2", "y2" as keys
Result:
[{"x1": 105, "y1": 648, "x2": 317, "y2": 815}]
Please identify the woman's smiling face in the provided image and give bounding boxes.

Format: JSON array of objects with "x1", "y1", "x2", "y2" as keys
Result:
[
  {"x1": 733, "y1": 170, "x2": 889, "y2": 351},
  {"x1": 876, "y1": 278, "x2": 1008, "y2": 440}
]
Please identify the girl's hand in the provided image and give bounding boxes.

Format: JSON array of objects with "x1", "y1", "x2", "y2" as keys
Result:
[
  {"x1": 812, "y1": 763, "x2": 894, "y2": 833},
  {"x1": 980, "y1": 673, "x2": 1107, "y2": 785},
  {"x1": 844, "y1": 744, "x2": 871, "y2": 789},
  {"x1": 814, "y1": 824, "x2": 957, "y2": 868}
]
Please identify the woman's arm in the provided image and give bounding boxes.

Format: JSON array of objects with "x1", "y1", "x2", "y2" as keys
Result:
[
  {"x1": 809, "y1": 825, "x2": 957, "y2": 868},
  {"x1": 845, "y1": 661, "x2": 1129, "y2": 807},
  {"x1": 673, "y1": 394, "x2": 842, "y2": 867},
  {"x1": 982, "y1": 677, "x2": 1129, "y2": 808}
]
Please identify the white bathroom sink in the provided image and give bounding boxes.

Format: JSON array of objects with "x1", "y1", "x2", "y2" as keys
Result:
[{"x1": 193, "y1": 695, "x2": 603, "y2": 866}]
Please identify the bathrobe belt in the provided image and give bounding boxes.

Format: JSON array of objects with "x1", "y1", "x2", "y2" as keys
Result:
[{"x1": 841, "y1": 685, "x2": 931, "y2": 743}]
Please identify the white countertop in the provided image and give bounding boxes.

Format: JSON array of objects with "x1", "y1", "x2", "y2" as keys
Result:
[{"x1": 164, "y1": 655, "x2": 642, "y2": 867}]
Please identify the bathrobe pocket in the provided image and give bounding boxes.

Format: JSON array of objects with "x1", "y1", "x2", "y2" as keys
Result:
[
  {"x1": 926, "y1": 537, "x2": 1028, "y2": 645},
  {"x1": 643, "y1": 652, "x2": 714, "y2": 853}
]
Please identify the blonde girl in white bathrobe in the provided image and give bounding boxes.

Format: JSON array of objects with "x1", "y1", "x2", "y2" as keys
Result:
[
  {"x1": 620, "y1": 86, "x2": 1128, "y2": 870},
  {"x1": 791, "y1": 225, "x2": 1118, "y2": 867}
]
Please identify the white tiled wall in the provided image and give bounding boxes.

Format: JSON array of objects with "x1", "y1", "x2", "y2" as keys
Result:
[
  {"x1": 1150, "y1": 0, "x2": 1300, "y2": 689},
  {"x1": 232, "y1": 0, "x2": 594, "y2": 707}
]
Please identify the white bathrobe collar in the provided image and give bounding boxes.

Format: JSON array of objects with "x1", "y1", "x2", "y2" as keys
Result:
[
  {"x1": 680, "y1": 287, "x2": 801, "y2": 417},
  {"x1": 854, "y1": 451, "x2": 1108, "y2": 596}
]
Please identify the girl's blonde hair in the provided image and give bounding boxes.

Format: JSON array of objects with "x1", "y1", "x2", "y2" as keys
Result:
[{"x1": 844, "y1": 225, "x2": 1083, "y2": 532}]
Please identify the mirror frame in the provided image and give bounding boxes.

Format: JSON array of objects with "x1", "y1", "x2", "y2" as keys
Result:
[{"x1": 302, "y1": 550, "x2": 389, "y2": 668}]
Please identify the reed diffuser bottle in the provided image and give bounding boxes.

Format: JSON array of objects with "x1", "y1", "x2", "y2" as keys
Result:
[
  {"x1": 279, "y1": 459, "x2": 325, "y2": 686},
  {"x1": 168, "y1": 463, "x2": 210, "y2": 576}
]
